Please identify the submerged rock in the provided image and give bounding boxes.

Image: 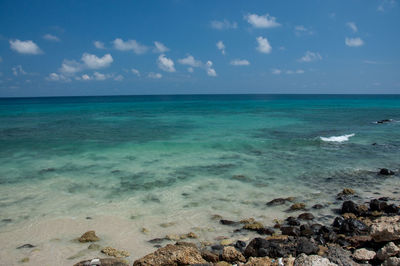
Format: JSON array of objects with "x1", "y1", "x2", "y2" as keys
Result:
[
  {"x1": 336, "y1": 188, "x2": 356, "y2": 200},
  {"x1": 266, "y1": 197, "x2": 295, "y2": 206},
  {"x1": 290, "y1": 203, "x2": 306, "y2": 211},
  {"x1": 17, "y1": 244, "x2": 35, "y2": 249},
  {"x1": 376, "y1": 119, "x2": 393, "y2": 124},
  {"x1": 298, "y1": 213, "x2": 315, "y2": 220},
  {"x1": 243, "y1": 222, "x2": 264, "y2": 231},
  {"x1": 78, "y1": 231, "x2": 99, "y2": 242},
  {"x1": 133, "y1": 243, "x2": 206, "y2": 265},
  {"x1": 379, "y1": 168, "x2": 395, "y2": 175},
  {"x1": 220, "y1": 219, "x2": 239, "y2": 226},
  {"x1": 74, "y1": 258, "x2": 128, "y2": 266},
  {"x1": 101, "y1": 247, "x2": 130, "y2": 258}
]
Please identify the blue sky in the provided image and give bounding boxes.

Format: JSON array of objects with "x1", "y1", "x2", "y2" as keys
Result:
[{"x1": 0, "y1": 0, "x2": 399, "y2": 96}]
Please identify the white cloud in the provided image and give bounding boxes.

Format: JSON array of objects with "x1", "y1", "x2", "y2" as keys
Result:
[
  {"x1": 345, "y1": 37, "x2": 364, "y2": 47},
  {"x1": 245, "y1": 13, "x2": 280, "y2": 28},
  {"x1": 148, "y1": 72, "x2": 162, "y2": 79},
  {"x1": 346, "y1": 22, "x2": 358, "y2": 33},
  {"x1": 294, "y1": 25, "x2": 313, "y2": 36},
  {"x1": 114, "y1": 74, "x2": 124, "y2": 81},
  {"x1": 81, "y1": 53, "x2": 113, "y2": 69},
  {"x1": 12, "y1": 65, "x2": 26, "y2": 76},
  {"x1": 178, "y1": 55, "x2": 216, "y2": 76},
  {"x1": 94, "y1": 41, "x2": 105, "y2": 49},
  {"x1": 216, "y1": 41, "x2": 226, "y2": 55},
  {"x1": 9, "y1": 39, "x2": 42, "y2": 55},
  {"x1": 286, "y1": 69, "x2": 305, "y2": 74},
  {"x1": 272, "y1": 68, "x2": 304, "y2": 75},
  {"x1": 43, "y1": 34, "x2": 60, "y2": 42},
  {"x1": 113, "y1": 38, "x2": 148, "y2": 54},
  {"x1": 256, "y1": 36, "x2": 272, "y2": 54},
  {"x1": 271, "y1": 69, "x2": 282, "y2": 75},
  {"x1": 131, "y1": 68, "x2": 140, "y2": 76},
  {"x1": 210, "y1": 19, "x2": 237, "y2": 30},
  {"x1": 178, "y1": 55, "x2": 202, "y2": 67},
  {"x1": 93, "y1": 72, "x2": 107, "y2": 81},
  {"x1": 187, "y1": 67, "x2": 194, "y2": 73},
  {"x1": 81, "y1": 74, "x2": 91, "y2": 80},
  {"x1": 46, "y1": 73, "x2": 69, "y2": 81},
  {"x1": 378, "y1": 0, "x2": 397, "y2": 12},
  {"x1": 153, "y1": 41, "x2": 169, "y2": 53},
  {"x1": 205, "y1": 61, "x2": 217, "y2": 77},
  {"x1": 60, "y1": 59, "x2": 82, "y2": 75},
  {"x1": 157, "y1": 54, "x2": 175, "y2": 72},
  {"x1": 230, "y1": 59, "x2": 250, "y2": 66},
  {"x1": 299, "y1": 51, "x2": 322, "y2": 62}
]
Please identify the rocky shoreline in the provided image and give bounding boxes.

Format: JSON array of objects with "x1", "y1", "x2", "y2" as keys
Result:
[{"x1": 15, "y1": 169, "x2": 399, "y2": 266}]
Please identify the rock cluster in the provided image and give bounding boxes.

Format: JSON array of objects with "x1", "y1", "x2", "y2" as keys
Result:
[{"x1": 74, "y1": 191, "x2": 400, "y2": 266}]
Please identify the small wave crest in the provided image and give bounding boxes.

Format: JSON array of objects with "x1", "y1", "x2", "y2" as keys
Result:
[{"x1": 320, "y1": 133, "x2": 355, "y2": 143}]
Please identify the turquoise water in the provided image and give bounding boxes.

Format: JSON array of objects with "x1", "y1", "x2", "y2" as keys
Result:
[{"x1": 0, "y1": 94, "x2": 400, "y2": 229}]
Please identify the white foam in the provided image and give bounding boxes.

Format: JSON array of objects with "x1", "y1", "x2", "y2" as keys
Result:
[{"x1": 320, "y1": 133, "x2": 355, "y2": 143}]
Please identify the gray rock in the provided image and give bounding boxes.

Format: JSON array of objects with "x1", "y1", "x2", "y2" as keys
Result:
[
  {"x1": 377, "y1": 242, "x2": 400, "y2": 260},
  {"x1": 294, "y1": 253, "x2": 338, "y2": 266},
  {"x1": 352, "y1": 248, "x2": 376, "y2": 261},
  {"x1": 382, "y1": 257, "x2": 400, "y2": 266},
  {"x1": 370, "y1": 216, "x2": 400, "y2": 242},
  {"x1": 324, "y1": 244, "x2": 360, "y2": 266}
]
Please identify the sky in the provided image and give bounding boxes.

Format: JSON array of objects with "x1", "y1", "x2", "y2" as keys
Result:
[{"x1": 0, "y1": 0, "x2": 399, "y2": 97}]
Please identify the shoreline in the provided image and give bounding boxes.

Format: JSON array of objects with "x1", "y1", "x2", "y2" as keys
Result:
[{"x1": 1, "y1": 169, "x2": 399, "y2": 265}]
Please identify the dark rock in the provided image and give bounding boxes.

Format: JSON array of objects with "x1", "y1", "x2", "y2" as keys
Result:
[
  {"x1": 336, "y1": 219, "x2": 369, "y2": 235},
  {"x1": 379, "y1": 197, "x2": 390, "y2": 201},
  {"x1": 244, "y1": 237, "x2": 297, "y2": 258},
  {"x1": 280, "y1": 226, "x2": 300, "y2": 237},
  {"x1": 234, "y1": 240, "x2": 246, "y2": 252},
  {"x1": 148, "y1": 238, "x2": 165, "y2": 244},
  {"x1": 385, "y1": 204, "x2": 399, "y2": 214},
  {"x1": 314, "y1": 234, "x2": 326, "y2": 245},
  {"x1": 85, "y1": 217, "x2": 92, "y2": 220},
  {"x1": 379, "y1": 168, "x2": 395, "y2": 175},
  {"x1": 298, "y1": 212, "x2": 315, "y2": 220},
  {"x1": 266, "y1": 197, "x2": 294, "y2": 206},
  {"x1": 219, "y1": 219, "x2": 239, "y2": 226},
  {"x1": 341, "y1": 201, "x2": 361, "y2": 215},
  {"x1": 296, "y1": 237, "x2": 319, "y2": 255},
  {"x1": 17, "y1": 244, "x2": 35, "y2": 249},
  {"x1": 311, "y1": 224, "x2": 323, "y2": 234},
  {"x1": 300, "y1": 225, "x2": 314, "y2": 237},
  {"x1": 286, "y1": 216, "x2": 300, "y2": 226},
  {"x1": 312, "y1": 204, "x2": 324, "y2": 209},
  {"x1": 376, "y1": 119, "x2": 392, "y2": 124},
  {"x1": 370, "y1": 199, "x2": 388, "y2": 211},
  {"x1": 324, "y1": 244, "x2": 359, "y2": 266},
  {"x1": 201, "y1": 250, "x2": 219, "y2": 263},
  {"x1": 256, "y1": 227, "x2": 275, "y2": 235},
  {"x1": 244, "y1": 238, "x2": 268, "y2": 257},
  {"x1": 211, "y1": 245, "x2": 224, "y2": 251}
]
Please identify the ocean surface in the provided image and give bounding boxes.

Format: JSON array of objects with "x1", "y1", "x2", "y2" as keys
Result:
[{"x1": 0, "y1": 94, "x2": 400, "y2": 264}]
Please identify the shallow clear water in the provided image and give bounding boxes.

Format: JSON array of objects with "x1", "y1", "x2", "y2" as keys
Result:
[{"x1": 0, "y1": 95, "x2": 400, "y2": 263}]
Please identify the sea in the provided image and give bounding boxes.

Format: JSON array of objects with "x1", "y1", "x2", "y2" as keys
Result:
[{"x1": 0, "y1": 94, "x2": 399, "y2": 265}]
